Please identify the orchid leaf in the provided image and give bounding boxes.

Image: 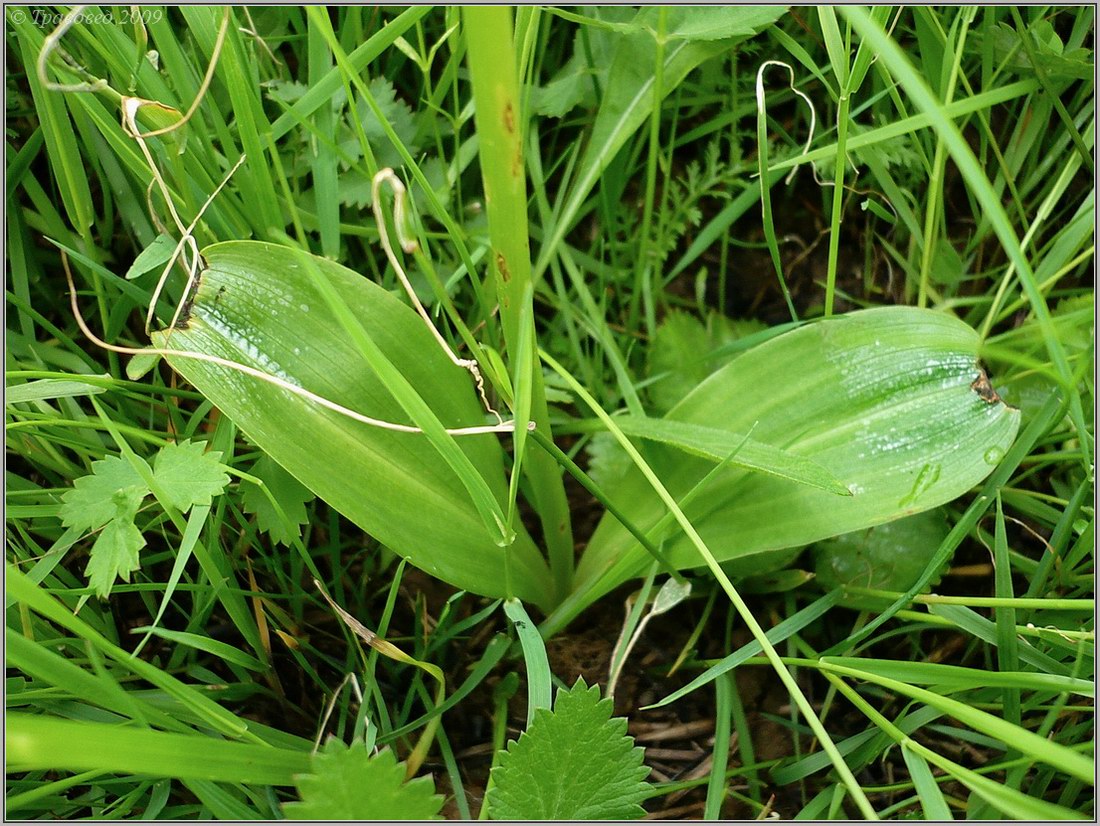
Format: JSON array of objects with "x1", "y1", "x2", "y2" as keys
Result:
[{"x1": 153, "y1": 241, "x2": 553, "y2": 609}]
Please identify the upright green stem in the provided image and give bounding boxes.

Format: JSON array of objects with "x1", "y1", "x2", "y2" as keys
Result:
[
  {"x1": 824, "y1": 92, "x2": 849, "y2": 317},
  {"x1": 917, "y1": 8, "x2": 974, "y2": 308},
  {"x1": 631, "y1": 7, "x2": 668, "y2": 338},
  {"x1": 464, "y1": 7, "x2": 574, "y2": 603}
]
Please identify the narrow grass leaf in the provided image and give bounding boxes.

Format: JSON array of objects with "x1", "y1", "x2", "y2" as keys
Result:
[
  {"x1": 129, "y1": 626, "x2": 267, "y2": 672},
  {"x1": 900, "y1": 745, "x2": 953, "y2": 820},
  {"x1": 820, "y1": 657, "x2": 1093, "y2": 698},
  {"x1": 6, "y1": 714, "x2": 309, "y2": 785},
  {"x1": 610, "y1": 416, "x2": 851, "y2": 495},
  {"x1": 534, "y1": 7, "x2": 785, "y2": 279},
  {"x1": 504, "y1": 598, "x2": 552, "y2": 727},
  {"x1": 7, "y1": 565, "x2": 256, "y2": 740},
  {"x1": 820, "y1": 662, "x2": 1095, "y2": 783},
  {"x1": 650, "y1": 590, "x2": 842, "y2": 709},
  {"x1": 6, "y1": 378, "x2": 109, "y2": 405}
]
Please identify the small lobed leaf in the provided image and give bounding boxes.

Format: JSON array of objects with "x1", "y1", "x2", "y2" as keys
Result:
[
  {"x1": 646, "y1": 311, "x2": 713, "y2": 413},
  {"x1": 282, "y1": 740, "x2": 443, "y2": 821},
  {"x1": 60, "y1": 455, "x2": 151, "y2": 532},
  {"x1": 813, "y1": 510, "x2": 951, "y2": 604},
  {"x1": 83, "y1": 487, "x2": 147, "y2": 599},
  {"x1": 488, "y1": 680, "x2": 651, "y2": 820},
  {"x1": 646, "y1": 311, "x2": 765, "y2": 413},
  {"x1": 151, "y1": 440, "x2": 229, "y2": 512},
  {"x1": 241, "y1": 455, "x2": 315, "y2": 546}
]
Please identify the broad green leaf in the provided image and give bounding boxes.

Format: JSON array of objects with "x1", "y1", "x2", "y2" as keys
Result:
[
  {"x1": 241, "y1": 455, "x2": 315, "y2": 546},
  {"x1": 152, "y1": 440, "x2": 229, "y2": 512},
  {"x1": 573, "y1": 307, "x2": 1021, "y2": 610},
  {"x1": 534, "y1": 6, "x2": 785, "y2": 278},
  {"x1": 60, "y1": 455, "x2": 151, "y2": 532},
  {"x1": 488, "y1": 680, "x2": 651, "y2": 820},
  {"x1": 283, "y1": 741, "x2": 443, "y2": 820},
  {"x1": 152, "y1": 241, "x2": 554, "y2": 609}
]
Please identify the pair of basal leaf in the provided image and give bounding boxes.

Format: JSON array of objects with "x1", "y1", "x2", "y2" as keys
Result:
[{"x1": 148, "y1": 241, "x2": 1020, "y2": 617}]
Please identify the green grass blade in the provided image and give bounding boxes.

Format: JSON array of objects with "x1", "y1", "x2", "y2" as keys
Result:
[
  {"x1": 534, "y1": 7, "x2": 785, "y2": 280},
  {"x1": 7, "y1": 714, "x2": 310, "y2": 785},
  {"x1": 900, "y1": 745, "x2": 952, "y2": 820},
  {"x1": 503, "y1": 598, "x2": 553, "y2": 726},
  {"x1": 609, "y1": 416, "x2": 851, "y2": 495},
  {"x1": 819, "y1": 661, "x2": 1095, "y2": 784}
]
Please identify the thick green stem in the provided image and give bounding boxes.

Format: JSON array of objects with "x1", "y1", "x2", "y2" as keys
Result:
[{"x1": 464, "y1": 7, "x2": 574, "y2": 603}]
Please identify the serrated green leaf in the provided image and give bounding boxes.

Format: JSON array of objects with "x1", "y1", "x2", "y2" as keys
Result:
[
  {"x1": 647, "y1": 311, "x2": 712, "y2": 412},
  {"x1": 152, "y1": 440, "x2": 229, "y2": 512},
  {"x1": 241, "y1": 455, "x2": 315, "y2": 546},
  {"x1": 488, "y1": 680, "x2": 651, "y2": 820},
  {"x1": 283, "y1": 741, "x2": 442, "y2": 820},
  {"x1": 647, "y1": 312, "x2": 765, "y2": 413},
  {"x1": 586, "y1": 431, "x2": 633, "y2": 490},
  {"x1": 60, "y1": 455, "x2": 151, "y2": 532},
  {"x1": 83, "y1": 488, "x2": 147, "y2": 598},
  {"x1": 813, "y1": 510, "x2": 950, "y2": 602},
  {"x1": 345, "y1": 76, "x2": 420, "y2": 170}
]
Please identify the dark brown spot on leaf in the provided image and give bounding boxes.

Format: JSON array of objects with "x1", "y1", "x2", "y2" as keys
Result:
[
  {"x1": 503, "y1": 101, "x2": 515, "y2": 134},
  {"x1": 971, "y1": 367, "x2": 1001, "y2": 404}
]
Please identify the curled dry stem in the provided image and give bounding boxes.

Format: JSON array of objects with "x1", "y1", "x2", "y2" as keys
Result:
[
  {"x1": 64, "y1": 253, "x2": 525, "y2": 437},
  {"x1": 36, "y1": 5, "x2": 109, "y2": 93},
  {"x1": 372, "y1": 168, "x2": 504, "y2": 425},
  {"x1": 64, "y1": 10, "x2": 523, "y2": 440}
]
